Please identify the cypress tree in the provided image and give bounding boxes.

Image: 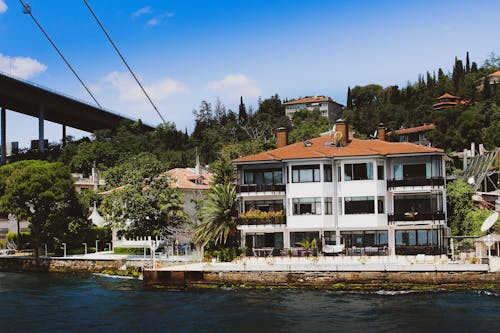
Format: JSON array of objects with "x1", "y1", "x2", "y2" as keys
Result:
[
  {"x1": 346, "y1": 86, "x2": 353, "y2": 110},
  {"x1": 482, "y1": 76, "x2": 492, "y2": 100},
  {"x1": 238, "y1": 96, "x2": 248, "y2": 124},
  {"x1": 465, "y1": 51, "x2": 471, "y2": 74},
  {"x1": 471, "y1": 62, "x2": 478, "y2": 73}
]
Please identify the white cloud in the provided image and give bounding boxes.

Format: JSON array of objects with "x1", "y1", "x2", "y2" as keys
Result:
[
  {"x1": 132, "y1": 6, "x2": 152, "y2": 18},
  {"x1": 207, "y1": 74, "x2": 261, "y2": 100},
  {"x1": 93, "y1": 71, "x2": 188, "y2": 102},
  {"x1": 146, "y1": 12, "x2": 174, "y2": 27},
  {"x1": 0, "y1": 53, "x2": 47, "y2": 79},
  {"x1": 0, "y1": 0, "x2": 7, "y2": 14}
]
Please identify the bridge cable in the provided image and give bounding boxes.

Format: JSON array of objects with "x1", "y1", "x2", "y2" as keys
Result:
[
  {"x1": 18, "y1": 0, "x2": 102, "y2": 108},
  {"x1": 83, "y1": 0, "x2": 167, "y2": 125}
]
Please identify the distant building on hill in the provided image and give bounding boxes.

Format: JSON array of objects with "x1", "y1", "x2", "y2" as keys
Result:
[
  {"x1": 387, "y1": 124, "x2": 436, "y2": 147},
  {"x1": 432, "y1": 93, "x2": 470, "y2": 111},
  {"x1": 488, "y1": 70, "x2": 500, "y2": 85},
  {"x1": 284, "y1": 95, "x2": 343, "y2": 122}
]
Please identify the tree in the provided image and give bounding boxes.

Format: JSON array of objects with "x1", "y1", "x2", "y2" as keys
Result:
[
  {"x1": 446, "y1": 180, "x2": 475, "y2": 236},
  {"x1": 466, "y1": 51, "x2": 470, "y2": 74},
  {"x1": 346, "y1": 86, "x2": 353, "y2": 110},
  {"x1": 0, "y1": 160, "x2": 82, "y2": 261},
  {"x1": 289, "y1": 109, "x2": 330, "y2": 143},
  {"x1": 193, "y1": 183, "x2": 237, "y2": 247},
  {"x1": 238, "y1": 96, "x2": 248, "y2": 124}
]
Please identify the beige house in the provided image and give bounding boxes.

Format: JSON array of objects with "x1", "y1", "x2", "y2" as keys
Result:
[{"x1": 284, "y1": 95, "x2": 343, "y2": 122}]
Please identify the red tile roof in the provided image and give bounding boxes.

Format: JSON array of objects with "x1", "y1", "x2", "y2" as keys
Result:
[
  {"x1": 489, "y1": 70, "x2": 500, "y2": 77},
  {"x1": 167, "y1": 168, "x2": 213, "y2": 190},
  {"x1": 283, "y1": 96, "x2": 332, "y2": 105},
  {"x1": 436, "y1": 93, "x2": 461, "y2": 100},
  {"x1": 388, "y1": 124, "x2": 436, "y2": 136},
  {"x1": 233, "y1": 136, "x2": 443, "y2": 163}
]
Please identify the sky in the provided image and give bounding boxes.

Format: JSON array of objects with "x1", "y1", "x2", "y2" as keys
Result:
[{"x1": 0, "y1": 0, "x2": 499, "y2": 148}]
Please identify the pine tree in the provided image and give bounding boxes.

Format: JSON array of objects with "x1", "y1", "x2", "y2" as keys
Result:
[
  {"x1": 471, "y1": 62, "x2": 478, "y2": 73},
  {"x1": 346, "y1": 86, "x2": 353, "y2": 110},
  {"x1": 452, "y1": 58, "x2": 465, "y2": 94},
  {"x1": 238, "y1": 96, "x2": 248, "y2": 124}
]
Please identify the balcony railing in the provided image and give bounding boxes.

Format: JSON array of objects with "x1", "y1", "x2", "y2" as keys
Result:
[
  {"x1": 237, "y1": 184, "x2": 286, "y2": 193},
  {"x1": 387, "y1": 177, "x2": 444, "y2": 188},
  {"x1": 236, "y1": 215, "x2": 286, "y2": 226},
  {"x1": 388, "y1": 212, "x2": 445, "y2": 222}
]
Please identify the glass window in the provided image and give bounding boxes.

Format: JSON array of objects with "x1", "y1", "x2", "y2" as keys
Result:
[
  {"x1": 377, "y1": 196, "x2": 385, "y2": 214},
  {"x1": 243, "y1": 169, "x2": 283, "y2": 185},
  {"x1": 344, "y1": 196, "x2": 375, "y2": 214},
  {"x1": 292, "y1": 165, "x2": 320, "y2": 183},
  {"x1": 324, "y1": 231, "x2": 337, "y2": 245},
  {"x1": 273, "y1": 170, "x2": 283, "y2": 184},
  {"x1": 263, "y1": 171, "x2": 273, "y2": 184},
  {"x1": 292, "y1": 197, "x2": 321, "y2": 215},
  {"x1": 244, "y1": 171, "x2": 254, "y2": 184},
  {"x1": 344, "y1": 163, "x2": 374, "y2": 181},
  {"x1": 403, "y1": 164, "x2": 426, "y2": 179},
  {"x1": 325, "y1": 197, "x2": 333, "y2": 215},
  {"x1": 417, "y1": 230, "x2": 428, "y2": 245},
  {"x1": 244, "y1": 200, "x2": 284, "y2": 213},
  {"x1": 290, "y1": 232, "x2": 320, "y2": 247},
  {"x1": 377, "y1": 165, "x2": 385, "y2": 180},
  {"x1": 324, "y1": 165, "x2": 332, "y2": 182}
]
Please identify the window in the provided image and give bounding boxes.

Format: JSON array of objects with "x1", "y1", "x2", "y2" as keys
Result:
[
  {"x1": 344, "y1": 163, "x2": 373, "y2": 181},
  {"x1": 394, "y1": 193, "x2": 443, "y2": 214},
  {"x1": 325, "y1": 197, "x2": 333, "y2": 215},
  {"x1": 377, "y1": 196, "x2": 385, "y2": 214},
  {"x1": 292, "y1": 165, "x2": 320, "y2": 183},
  {"x1": 344, "y1": 196, "x2": 375, "y2": 214},
  {"x1": 324, "y1": 231, "x2": 337, "y2": 245},
  {"x1": 324, "y1": 165, "x2": 332, "y2": 182},
  {"x1": 244, "y1": 200, "x2": 284, "y2": 213},
  {"x1": 395, "y1": 229, "x2": 438, "y2": 246},
  {"x1": 403, "y1": 164, "x2": 426, "y2": 179},
  {"x1": 341, "y1": 230, "x2": 388, "y2": 247},
  {"x1": 377, "y1": 165, "x2": 385, "y2": 180},
  {"x1": 290, "y1": 231, "x2": 320, "y2": 246},
  {"x1": 245, "y1": 232, "x2": 284, "y2": 249},
  {"x1": 292, "y1": 197, "x2": 321, "y2": 215},
  {"x1": 244, "y1": 169, "x2": 282, "y2": 185}
]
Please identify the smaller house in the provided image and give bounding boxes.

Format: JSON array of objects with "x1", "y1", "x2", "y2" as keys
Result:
[
  {"x1": 387, "y1": 124, "x2": 436, "y2": 147},
  {"x1": 284, "y1": 95, "x2": 343, "y2": 122},
  {"x1": 488, "y1": 70, "x2": 500, "y2": 85},
  {"x1": 432, "y1": 93, "x2": 469, "y2": 111},
  {"x1": 72, "y1": 167, "x2": 105, "y2": 193},
  {"x1": 0, "y1": 214, "x2": 29, "y2": 240}
]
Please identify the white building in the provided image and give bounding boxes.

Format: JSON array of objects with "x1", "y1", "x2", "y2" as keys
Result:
[
  {"x1": 284, "y1": 96, "x2": 343, "y2": 122},
  {"x1": 233, "y1": 120, "x2": 448, "y2": 256}
]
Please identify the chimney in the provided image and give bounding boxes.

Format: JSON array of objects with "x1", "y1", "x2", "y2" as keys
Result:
[
  {"x1": 334, "y1": 119, "x2": 349, "y2": 146},
  {"x1": 377, "y1": 123, "x2": 386, "y2": 141},
  {"x1": 276, "y1": 127, "x2": 288, "y2": 148}
]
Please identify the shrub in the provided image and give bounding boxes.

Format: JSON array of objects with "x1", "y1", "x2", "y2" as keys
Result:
[{"x1": 113, "y1": 247, "x2": 150, "y2": 255}]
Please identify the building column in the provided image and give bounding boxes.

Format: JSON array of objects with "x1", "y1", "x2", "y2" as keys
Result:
[
  {"x1": 39, "y1": 106, "x2": 45, "y2": 153},
  {"x1": 62, "y1": 125, "x2": 66, "y2": 147},
  {"x1": 388, "y1": 225, "x2": 396, "y2": 256},
  {"x1": 1, "y1": 107, "x2": 6, "y2": 164}
]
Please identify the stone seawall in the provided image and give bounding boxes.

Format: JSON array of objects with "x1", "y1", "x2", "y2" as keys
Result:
[
  {"x1": 0, "y1": 257, "x2": 145, "y2": 273},
  {"x1": 143, "y1": 270, "x2": 500, "y2": 290}
]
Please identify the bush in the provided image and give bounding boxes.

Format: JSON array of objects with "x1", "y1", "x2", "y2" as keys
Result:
[
  {"x1": 113, "y1": 247, "x2": 150, "y2": 255},
  {"x1": 6, "y1": 231, "x2": 31, "y2": 248},
  {"x1": 206, "y1": 247, "x2": 240, "y2": 262}
]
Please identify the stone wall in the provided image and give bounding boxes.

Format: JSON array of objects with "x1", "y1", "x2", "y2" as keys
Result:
[{"x1": 143, "y1": 270, "x2": 500, "y2": 290}]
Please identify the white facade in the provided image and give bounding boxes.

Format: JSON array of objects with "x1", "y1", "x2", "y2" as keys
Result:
[
  {"x1": 284, "y1": 97, "x2": 343, "y2": 122},
  {"x1": 236, "y1": 152, "x2": 448, "y2": 256}
]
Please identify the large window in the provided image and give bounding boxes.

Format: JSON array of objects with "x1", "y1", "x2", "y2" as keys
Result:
[
  {"x1": 244, "y1": 169, "x2": 282, "y2": 185},
  {"x1": 292, "y1": 197, "x2": 321, "y2": 215},
  {"x1": 245, "y1": 232, "x2": 284, "y2": 249},
  {"x1": 244, "y1": 200, "x2": 284, "y2": 213},
  {"x1": 290, "y1": 231, "x2": 320, "y2": 247},
  {"x1": 324, "y1": 231, "x2": 338, "y2": 245},
  {"x1": 325, "y1": 197, "x2": 333, "y2": 215},
  {"x1": 396, "y1": 229, "x2": 438, "y2": 246},
  {"x1": 324, "y1": 165, "x2": 332, "y2": 182},
  {"x1": 344, "y1": 163, "x2": 373, "y2": 181},
  {"x1": 377, "y1": 165, "x2": 385, "y2": 180},
  {"x1": 292, "y1": 165, "x2": 320, "y2": 183},
  {"x1": 394, "y1": 193, "x2": 443, "y2": 214},
  {"x1": 341, "y1": 230, "x2": 388, "y2": 247},
  {"x1": 344, "y1": 196, "x2": 375, "y2": 214}
]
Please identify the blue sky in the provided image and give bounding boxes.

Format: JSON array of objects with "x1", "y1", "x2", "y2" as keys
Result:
[{"x1": 0, "y1": 0, "x2": 499, "y2": 148}]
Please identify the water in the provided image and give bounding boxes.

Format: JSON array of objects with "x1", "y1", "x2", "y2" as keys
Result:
[{"x1": 0, "y1": 272, "x2": 499, "y2": 333}]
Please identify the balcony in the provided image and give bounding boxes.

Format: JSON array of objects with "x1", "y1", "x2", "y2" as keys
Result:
[
  {"x1": 236, "y1": 209, "x2": 286, "y2": 226},
  {"x1": 387, "y1": 177, "x2": 444, "y2": 189},
  {"x1": 388, "y1": 212, "x2": 445, "y2": 223},
  {"x1": 236, "y1": 184, "x2": 286, "y2": 193}
]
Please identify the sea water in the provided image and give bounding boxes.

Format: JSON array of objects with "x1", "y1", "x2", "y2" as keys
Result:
[{"x1": 0, "y1": 272, "x2": 498, "y2": 333}]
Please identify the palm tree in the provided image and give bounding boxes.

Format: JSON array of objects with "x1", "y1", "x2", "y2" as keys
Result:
[{"x1": 193, "y1": 183, "x2": 237, "y2": 247}]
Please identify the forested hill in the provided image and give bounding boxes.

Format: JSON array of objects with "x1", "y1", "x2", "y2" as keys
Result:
[
  {"x1": 9, "y1": 53, "x2": 499, "y2": 178},
  {"x1": 344, "y1": 52, "x2": 499, "y2": 151}
]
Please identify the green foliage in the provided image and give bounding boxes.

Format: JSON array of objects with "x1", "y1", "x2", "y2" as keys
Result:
[
  {"x1": 193, "y1": 183, "x2": 238, "y2": 247},
  {"x1": 206, "y1": 247, "x2": 240, "y2": 262},
  {"x1": 113, "y1": 247, "x2": 150, "y2": 255},
  {"x1": 446, "y1": 180, "x2": 475, "y2": 236},
  {"x1": 289, "y1": 109, "x2": 330, "y2": 143}
]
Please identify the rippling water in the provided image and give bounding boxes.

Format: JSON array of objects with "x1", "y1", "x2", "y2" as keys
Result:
[{"x1": 0, "y1": 272, "x2": 499, "y2": 333}]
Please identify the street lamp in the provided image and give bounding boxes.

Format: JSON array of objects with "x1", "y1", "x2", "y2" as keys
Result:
[{"x1": 95, "y1": 240, "x2": 99, "y2": 253}]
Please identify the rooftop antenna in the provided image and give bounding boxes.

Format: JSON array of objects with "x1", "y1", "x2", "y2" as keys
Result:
[
  {"x1": 83, "y1": 0, "x2": 167, "y2": 125},
  {"x1": 19, "y1": 0, "x2": 102, "y2": 108}
]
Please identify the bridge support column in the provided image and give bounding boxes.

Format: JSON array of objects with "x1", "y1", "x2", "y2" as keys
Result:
[
  {"x1": 39, "y1": 107, "x2": 45, "y2": 153},
  {"x1": 62, "y1": 125, "x2": 66, "y2": 147},
  {"x1": 1, "y1": 107, "x2": 6, "y2": 164}
]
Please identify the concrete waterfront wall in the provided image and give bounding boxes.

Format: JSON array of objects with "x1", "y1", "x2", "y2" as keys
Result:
[
  {"x1": 0, "y1": 256, "x2": 145, "y2": 273},
  {"x1": 143, "y1": 270, "x2": 500, "y2": 290}
]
